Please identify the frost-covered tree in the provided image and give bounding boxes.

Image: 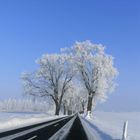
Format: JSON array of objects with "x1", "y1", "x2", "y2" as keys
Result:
[
  {"x1": 62, "y1": 82, "x2": 87, "y2": 115},
  {"x1": 22, "y1": 54, "x2": 75, "y2": 115},
  {"x1": 62, "y1": 41, "x2": 118, "y2": 114}
]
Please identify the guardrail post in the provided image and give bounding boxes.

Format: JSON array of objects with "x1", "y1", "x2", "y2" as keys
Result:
[{"x1": 122, "y1": 121, "x2": 128, "y2": 140}]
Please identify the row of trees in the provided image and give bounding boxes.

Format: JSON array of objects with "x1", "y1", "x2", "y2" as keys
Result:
[
  {"x1": 0, "y1": 98, "x2": 49, "y2": 112},
  {"x1": 22, "y1": 41, "x2": 118, "y2": 115}
]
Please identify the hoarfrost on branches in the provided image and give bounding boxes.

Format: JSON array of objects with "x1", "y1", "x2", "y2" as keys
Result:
[
  {"x1": 22, "y1": 40, "x2": 118, "y2": 115},
  {"x1": 61, "y1": 40, "x2": 118, "y2": 114},
  {"x1": 22, "y1": 54, "x2": 75, "y2": 115}
]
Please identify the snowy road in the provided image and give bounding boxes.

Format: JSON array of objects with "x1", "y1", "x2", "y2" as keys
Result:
[
  {"x1": 0, "y1": 112, "x2": 139, "y2": 140},
  {"x1": 0, "y1": 114, "x2": 102, "y2": 140},
  {"x1": 0, "y1": 115, "x2": 73, "y2": 140}
]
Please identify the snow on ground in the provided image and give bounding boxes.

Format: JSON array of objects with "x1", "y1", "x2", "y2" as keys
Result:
[
  {"x1": 85, "y1": 111, "x2": 140, "y2": 140},
  {"x1": 0, "y1": 112, "x2": 63, "y2": 132},
  {"x1": 0, "y1": 111, "x2": 139, "y2": 140}
]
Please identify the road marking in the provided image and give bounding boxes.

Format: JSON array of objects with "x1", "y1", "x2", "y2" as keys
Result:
[
  {"x1": 54, "y1": 123, "x2": 59, "y2": 127},
  {"x1": 27, "y1": 135, "x2": 37, "y2": 140},
  {"x1": 0, "y1": 116, "x2": 72, "y2": 140}
]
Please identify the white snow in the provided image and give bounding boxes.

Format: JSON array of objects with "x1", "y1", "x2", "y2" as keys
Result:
[
  {"x1": 0, "y1": 111, "x2": 139, "y2": 140},
  {"x1": 81, "y1": 115, "x2": 102, "y2": 140},
  {"x1": 0, "y1": 112, "x2": 63, "y2": 132},
  {"x1": 49, "y1": 116, "x2": 76, "y2": 140},
  {"x1": 85, "y1": 111, "x2": 140, "y2": 140}
]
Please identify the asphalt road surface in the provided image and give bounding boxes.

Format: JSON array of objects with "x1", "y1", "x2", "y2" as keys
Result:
[{"x1": 0, "y1": 114, "x2": 101, "y2": 140}]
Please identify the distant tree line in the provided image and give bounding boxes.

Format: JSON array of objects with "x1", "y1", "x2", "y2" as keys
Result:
[{"x1": 0, "y1": 98, "x2": 50, "y2": 112}]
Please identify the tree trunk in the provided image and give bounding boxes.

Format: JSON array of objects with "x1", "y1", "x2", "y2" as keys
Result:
[
  {"x1": 63, "y1": 104, "x2": 66, "y2": 115},
  {"x1": 81, "y1": 101, "x2": 85, "y2": 113},
  {"x1": 68, "y1": 110, "x2": 72, "y2": 115},
  {"x1": 55, "y1": 102, "x2": 60, "y2": 115},
  {"x1": 87, "y1": 95, "x2": 93, "y2": 113}
]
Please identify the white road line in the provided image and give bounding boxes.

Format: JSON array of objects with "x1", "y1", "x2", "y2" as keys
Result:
[
  {"x1": 53, "y1": 123, "x2": 59, "y2": 127},
  {"x1": 27, "y1": 135, "x2": 37, "y2": 140},
  {"x1": 0, "y1": 116, "x2": 71, "y2": 140}
]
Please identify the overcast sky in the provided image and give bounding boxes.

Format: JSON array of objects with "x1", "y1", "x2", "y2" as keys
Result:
[{"x1": 0, "y1": 0, "x2": 140, "y2": 111}]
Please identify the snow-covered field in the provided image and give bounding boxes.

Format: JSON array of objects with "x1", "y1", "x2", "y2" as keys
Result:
[
  {"x1": 0, "y1": 112, "x2": 61, "y2": 132},
  {"x1": 89, "y1": 111, "x2": 140, "y2": 140},
  {"x1": 0, "y1": 111, "x2": 139, "y2": 140}
]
